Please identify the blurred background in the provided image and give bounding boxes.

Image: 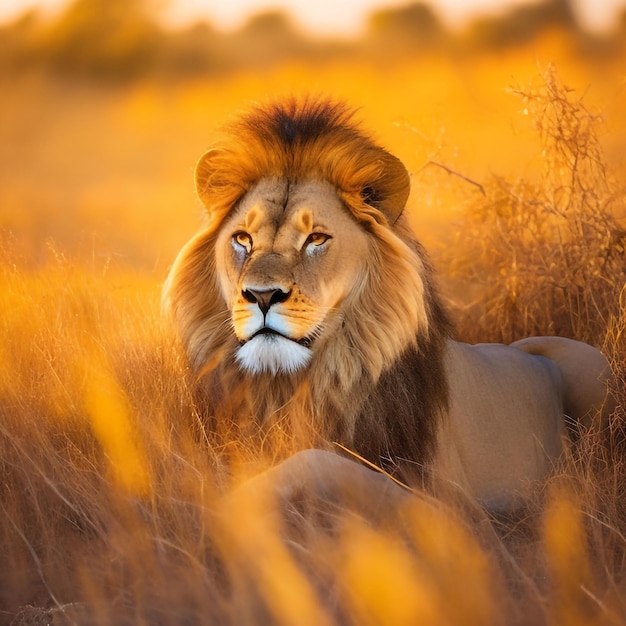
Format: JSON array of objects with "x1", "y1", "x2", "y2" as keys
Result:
[
  {"x1": 2, "y1": 6, "x2": 626, "y2": 623},
  {"x1": 1, "y1": 0, "x2": 625, "y2": 274}
]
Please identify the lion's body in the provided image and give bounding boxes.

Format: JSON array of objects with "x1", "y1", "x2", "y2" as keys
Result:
[
  {"x1": 164, "y1": 98, "x2": 612, "y2": 509},
  {"x1": 439, "y1": 340, "x2": 564, "y2": 508}
]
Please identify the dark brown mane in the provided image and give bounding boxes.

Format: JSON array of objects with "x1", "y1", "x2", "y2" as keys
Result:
[
  {"x1": 349, "y1": 233, "x2": 451, "y2": 480},
  {"x1": 234, "y1": 98, "x2": 358, "y2": 150}
]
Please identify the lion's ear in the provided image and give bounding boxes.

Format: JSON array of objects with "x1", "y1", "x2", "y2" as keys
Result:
[
  {"x1": 194, "y1": 148, "x2": 220, "y2": 208},
  {"x1": 365, "y1": 151, "x2": 411, "y2": 225},
  {"x1": 194, "y1": 148, "x2": 244, "y2": 230}
]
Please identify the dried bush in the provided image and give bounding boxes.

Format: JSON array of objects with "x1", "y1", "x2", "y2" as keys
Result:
[{"x1": 447, "y1": 66, "x2": 626, "y2": 347}]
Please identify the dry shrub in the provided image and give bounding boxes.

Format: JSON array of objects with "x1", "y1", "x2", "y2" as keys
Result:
[{"x1": 447, "y1": 65, "x2": 626, "y2": 347}]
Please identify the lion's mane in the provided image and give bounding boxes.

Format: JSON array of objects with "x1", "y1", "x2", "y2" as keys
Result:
[{"x1": 164, "y1": 98, "x2": 451, "y2": 474}]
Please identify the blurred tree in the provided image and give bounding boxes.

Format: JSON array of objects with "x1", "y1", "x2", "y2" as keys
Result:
[
  {"x1": 466, "y1": 0, "x2": 578, "y2": 49},
  {"x1": 159, "y1": 22, "x2": 232, "y2": 77},
  {"x1": 230, "y1": 11, "x2": 313, "y2": 66},
  {"x1": 617, "y1": 7, "x2": 626, "y2": 41},
  {"x1": 240, "y1": 11, "x2": 297, "y2": 41},
  {"x1": 0, "y1": 10, "x2": 40, "y2": 71},
  {"x1": 233, "y1": 11, "x2": 309, "y2": 65},
  {"x1": 367, "y1": 3, "x2": 445, "y2": 53},
  {"x1": 35, "y1": 0, "x2": 163, "y2": 79}
]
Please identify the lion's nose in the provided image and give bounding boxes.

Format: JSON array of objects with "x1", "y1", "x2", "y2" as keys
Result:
[{"x1": 242, "y1": 287, "x2": 291, "y2": 315}]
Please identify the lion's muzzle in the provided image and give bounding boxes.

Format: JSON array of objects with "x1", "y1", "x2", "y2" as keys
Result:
[{"x1": 234, "y1": 286, "x2": 314, "y2": 375}]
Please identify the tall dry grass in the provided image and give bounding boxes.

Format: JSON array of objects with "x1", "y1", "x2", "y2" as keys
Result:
[{"x1": 0, "y1": 68, "x2": 625, "y2": 625}]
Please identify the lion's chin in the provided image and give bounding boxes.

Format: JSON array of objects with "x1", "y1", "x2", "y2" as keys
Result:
[{"x1": 235, "y1": 334, "x2": 312, "y2": 375}]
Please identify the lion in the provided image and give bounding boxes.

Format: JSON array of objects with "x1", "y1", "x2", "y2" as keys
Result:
[{"x1": 163, "y1": 97, "x2": 613, "y2": 509}]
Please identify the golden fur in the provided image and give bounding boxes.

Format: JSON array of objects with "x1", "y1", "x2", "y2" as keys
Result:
[{"x1": 164, "y1": 97, "x2": 613, "y2": 506}]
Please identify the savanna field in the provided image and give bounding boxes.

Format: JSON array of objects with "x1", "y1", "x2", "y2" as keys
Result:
[{"x1": 1, "y1": 3, "x2": 626, "y2": 624}]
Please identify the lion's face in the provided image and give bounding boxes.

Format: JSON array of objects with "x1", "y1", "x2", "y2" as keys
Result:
[{"x1": 214, "y1": 178, "x2": 370, "y2": 375}]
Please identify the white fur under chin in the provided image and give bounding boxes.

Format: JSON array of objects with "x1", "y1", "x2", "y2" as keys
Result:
[{"x1": 236, "y1": 334, "x2": 312, "y2": 375}]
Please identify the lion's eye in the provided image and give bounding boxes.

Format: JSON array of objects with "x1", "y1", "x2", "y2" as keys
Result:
[
  {"x1": 233, "y1": 231, "x2": 253, "y2": 252},
  {"x1": 305, "y1": 233, "x2": 331, "y2": 248}
]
